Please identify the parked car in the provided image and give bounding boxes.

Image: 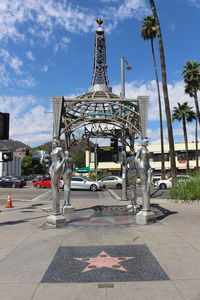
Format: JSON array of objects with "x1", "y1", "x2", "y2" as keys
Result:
[
  {"x1": 100, "y1": 176, "x2": 122, "y2": 189},
  {"x1": 32, "y1": 175, "x2": 43, "y2": 183},
  {"x1": 59, "y1": 177, "x2": 106, "y2": 191},
  {"x1": 0, "y1": 176, "x2": 26, "y2": 188},
  {"x1": 34, "y1": 177, "x2": 59, "y2": 188},
  {"x1": 154, "y1": 175, "x2": 190, "y2": 189}
]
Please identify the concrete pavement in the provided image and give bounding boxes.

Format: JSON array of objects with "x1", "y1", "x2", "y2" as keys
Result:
[{"x1": 0, "y1": 190, "x2": 200, "y2": 299}]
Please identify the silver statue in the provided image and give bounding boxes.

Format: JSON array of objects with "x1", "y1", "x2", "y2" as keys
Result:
[
  {"x1": 135, "y1": 137, "x2": 152, "y2": 211},
  {"x1": 62, "y1": 150, "x2": 74, "y2": 208},
  {"x1": 49, "y1": 139, "x2": 65, "y2": 215},
  {"x1": 127, "y1": 153, "x2": 139, "y2": 208}
]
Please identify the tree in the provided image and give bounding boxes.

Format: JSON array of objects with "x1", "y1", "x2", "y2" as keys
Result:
[
  {"x1": 183, "y1": 61, "x2": 200, "y2": 170},
  {"x1": 148, "y1": 0, "x2": 177, "y2": 185},
  {"x1": 22, "y1": 156, "x2": 46, "y2": 175},
  {"x1": 172, "y1": 102, "x2": 196, "y2": 171},
  {"x1": 71, "y1": 150, "x2": 85, "y2": 168},
  {"x1": 183, "y1": 61, "x2": 200, "y2": 126},
  {"x1": 141, "y1": 15, "x2": 165, "y2": 179}
]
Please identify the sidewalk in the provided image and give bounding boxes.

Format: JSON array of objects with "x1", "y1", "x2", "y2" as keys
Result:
[{"x1": 0, "y1": 190, "x2": 200, "y2": 299}]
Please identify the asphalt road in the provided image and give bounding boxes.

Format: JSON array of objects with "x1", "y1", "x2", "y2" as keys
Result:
[
  {"x1": 112, "y1": 186, "x2": 170, "y2": 200},
  {"x1": 0, "y1": 181, "x2": 170, "y2": 207},
  {"x1": 0, "y1": 181, "x2": 106, "y2": 205}
]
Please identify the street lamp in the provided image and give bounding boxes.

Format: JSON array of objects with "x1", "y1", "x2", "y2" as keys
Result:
[
  {"x1": 121, "y1": 56, "x2": 132, "y2": 97},
  {"x1": 120, "y1": 57, "x2": 132, "y2": 201}
]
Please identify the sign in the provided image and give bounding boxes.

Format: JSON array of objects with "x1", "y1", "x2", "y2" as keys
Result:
[
  {"x1": 75, "y1": 167, "x2": 90, "y2": 173},
  {"x1": 100, "y1": 147, "x2": 113, "y2": 151}
]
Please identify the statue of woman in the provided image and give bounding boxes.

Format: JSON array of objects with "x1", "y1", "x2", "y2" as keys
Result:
[
  {"x1": 127, "y1": 152, "x2": 139, "y2": 207},
  {"x1": 49, "y1": 139, "x2": 65, "y2": 215},
  {"x1": 135, "y1": 138, "x2": 152, "y2": 211},
  {"x1": 62, "y1": 151, "x2": 74, "y2": 208}
]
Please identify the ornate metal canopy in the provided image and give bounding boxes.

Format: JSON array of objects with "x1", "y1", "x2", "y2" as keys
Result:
[{"x1": 52, "y1": 19, "x2": 149, "y2": 149}]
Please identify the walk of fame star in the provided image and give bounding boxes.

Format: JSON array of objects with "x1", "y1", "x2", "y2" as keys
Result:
[{"x1": 73, "y1": 250, "x2": 135, "y2": 272}]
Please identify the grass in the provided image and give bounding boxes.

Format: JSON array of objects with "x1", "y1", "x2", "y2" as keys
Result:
[{"x1": 170, "y1": 172, "x2": 200, "y2": 201}]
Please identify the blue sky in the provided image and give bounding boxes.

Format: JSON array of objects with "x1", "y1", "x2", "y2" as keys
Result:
[{"x1": 0, "y1": 0, "x2": 199, "y2": 147}]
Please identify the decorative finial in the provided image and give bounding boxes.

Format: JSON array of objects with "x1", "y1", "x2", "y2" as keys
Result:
[{"x1": 96, "y1": 18, "x2": 103, "y2": 27}]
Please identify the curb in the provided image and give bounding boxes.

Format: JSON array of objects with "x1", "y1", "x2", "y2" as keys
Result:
[{"x1": 151, "y1": 198, "x2": 200, "y2": 204}]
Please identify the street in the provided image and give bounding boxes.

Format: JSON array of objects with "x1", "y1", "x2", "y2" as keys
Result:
[{"x1": 0, "y1": 181, "x2": 170, "y2": 207}]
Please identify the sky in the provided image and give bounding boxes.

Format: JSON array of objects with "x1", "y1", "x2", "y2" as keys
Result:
[{"x1": 0, "y1": 0, "x2": 200, "y2": 148}]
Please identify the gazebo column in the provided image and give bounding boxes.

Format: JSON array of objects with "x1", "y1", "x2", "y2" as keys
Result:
[{"x1": 85, "y1": 137, "x2": 90, "y2": 167}]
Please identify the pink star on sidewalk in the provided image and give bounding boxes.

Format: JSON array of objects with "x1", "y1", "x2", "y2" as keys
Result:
[{"x1": 73, "y1": 251, "x2": 135, "y2": 272}]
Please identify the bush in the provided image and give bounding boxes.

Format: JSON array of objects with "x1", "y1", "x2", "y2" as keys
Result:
[{"x1": 170, "y1": 173, "x2": 200, "y2": 200}]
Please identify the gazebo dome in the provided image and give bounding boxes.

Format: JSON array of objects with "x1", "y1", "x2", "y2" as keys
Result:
[{"x1": 75, "y1": 90, "x2": 123, "y2": 101}]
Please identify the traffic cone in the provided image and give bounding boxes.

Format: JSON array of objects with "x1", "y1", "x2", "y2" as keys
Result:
[{"x1": 5, "y1": 192, "x2": 13, "y2": 208}]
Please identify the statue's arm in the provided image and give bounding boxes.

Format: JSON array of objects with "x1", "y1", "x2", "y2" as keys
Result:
[{"x1": 135, "y1": 149, "x2": 142, "y2": 170}]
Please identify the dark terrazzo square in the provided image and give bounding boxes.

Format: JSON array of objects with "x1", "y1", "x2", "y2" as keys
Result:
[{"x1": 41, "y1": 245, "x2": 169, "y2": 283}]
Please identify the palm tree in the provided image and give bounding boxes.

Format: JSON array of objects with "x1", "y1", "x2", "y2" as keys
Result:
[
  {"x1": 195, "y1": 117, "x2": 199, "y2": 170},
  {"x1": 141, "y1": 16, "x2": 165, "y2": 179},
  {"x1": 148, "y1": 0, "x2": 177, "y2": 185},
  {"x1": 183, "y1": 61, "x2": 200, "y2": 126},
  {"x1": 183, "y1": 61, "x2": 200, "y2": 170},
  {"x1": 172, "y1": 102, "x2": 196, "y2": 171}
]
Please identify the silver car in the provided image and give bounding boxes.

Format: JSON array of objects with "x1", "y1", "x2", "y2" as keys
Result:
[
  {"x1": 100, "y1": 176, "x2": 122, "y2": 189},
  {"x1": 59, "y1": 176, "x2": 106, "y2": 191}
]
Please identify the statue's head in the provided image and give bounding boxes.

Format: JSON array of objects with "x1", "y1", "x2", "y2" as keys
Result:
[
  {"x1": 65, "y1": 150, "x2": 69, "y2": 157},
  {"x1": 52, "y1": 138, "x2": 59, "y2": 149},
  {"x1": 141, "y1": 137, "x2": 148, "y2": 147},
  {"x1": 129, "y1": 150, "x2": 135, "y2": 156}
]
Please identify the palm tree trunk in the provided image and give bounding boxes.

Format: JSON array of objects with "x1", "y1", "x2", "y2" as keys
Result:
[
  {"x1": 194, "y1": 90, "x2": 200, "y2": 126},
  {"x1": 149, "y1": 0, "x2": 177, "y2": 185},
  {"x1": 195, "y1": 117, "x2": 199, "y2": 171},
  {"x1": 182, "y1": 117, "x2": 189, "y2": 171},
  {"x1": 150, "y1": 38, "x2": 165, "y2": 179}
]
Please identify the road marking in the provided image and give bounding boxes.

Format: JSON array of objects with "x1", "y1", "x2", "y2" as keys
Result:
[{"x1": 107, "y1": 189, "x2": 121, "y2": 200}]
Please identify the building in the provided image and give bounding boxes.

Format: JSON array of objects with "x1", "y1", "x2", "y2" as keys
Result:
[
  {"x1": 148, "y1": 142, "x2": 200, "y2": 175},
  {"x1": 32, "y1": 150, "x2": 51, "y2": 168},
  {"x1": 0, "y1": 150, "x2": 21, "y2": 177},
  {"x1": 86, "y1": 141, "x2": 200, "y2": 176}
]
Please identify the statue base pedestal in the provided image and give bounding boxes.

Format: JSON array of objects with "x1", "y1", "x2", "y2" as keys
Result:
[
  {"x1": 136, "y1": 210, "x2": 156, "y2": 225},
  {"x1": 127, "y1": 204, "x2": 140, "y2": 214},
  {"x1": 46, "y1": 214, "x2": 66, "y2": 228},
  {"x1": 62, "y1": 205, "x2": 75, "y2": 216}
]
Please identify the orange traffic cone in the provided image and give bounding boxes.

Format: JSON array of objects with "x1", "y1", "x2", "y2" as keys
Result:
[{"x1": 5, "y1": 193, "x2": 13, "y2": 208}]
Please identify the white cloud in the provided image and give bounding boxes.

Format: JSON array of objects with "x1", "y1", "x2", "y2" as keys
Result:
[
  {"x1": 0, "y1": 0, "x2": 150, "y2": 87},
  {"x1": 0, "y1": 64, "x2": 10, "y2": 86},
  {"x1": 41, "y1": 65, "x2": 48, "y2": 72},
  {"x1": 54, "y1": 36, "x2": 71, "y2": 53},
  {"x1": 113, "y1": 79, "x2": 196, "y2": 121},
  {"x1": 113, "y1": 79, "x2": 198, "y2": 144},
  {"x1": 101, "y1": 0, "x2": 150, "y2": 24},
  {"x1": 188, "y1": 0, "x2": 200, "y2": 8},
  {"x1": 18, "y1": 76, "x2": 37, "y2": 88},
  {"x1": 26, "y1": 50, "x2": 35, "y2": 61},
  {"x1": 0, "y1": 0, "x2": 149, "y2": 45},
  {"x1": 0, "y1": 95, "x2": 52, "y2": 147},
  {"x1": 0, "y1": 49, "x2": 23, "y2": 75},
  {"x1": 9, "y1": 56, "x2": 23, "y2": 73}
]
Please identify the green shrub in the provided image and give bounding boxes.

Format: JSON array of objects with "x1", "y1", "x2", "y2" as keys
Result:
[{"x1": 170, "y1": 172, "x2": 200, "y2": 200}]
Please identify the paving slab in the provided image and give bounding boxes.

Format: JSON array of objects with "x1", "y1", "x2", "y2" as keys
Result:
[
  {"x1": 0, "y1": 283, "x2": 38, "y2": 300},
  {"x1": 173, "y1": 279, "x2": 200, "y2": 300},
  {"x1": 105, "y1": 281, "x2": 183, "y2": 300},
  {"x1": 32, "y1": 283, "x2": 106, "y2": 300}
]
